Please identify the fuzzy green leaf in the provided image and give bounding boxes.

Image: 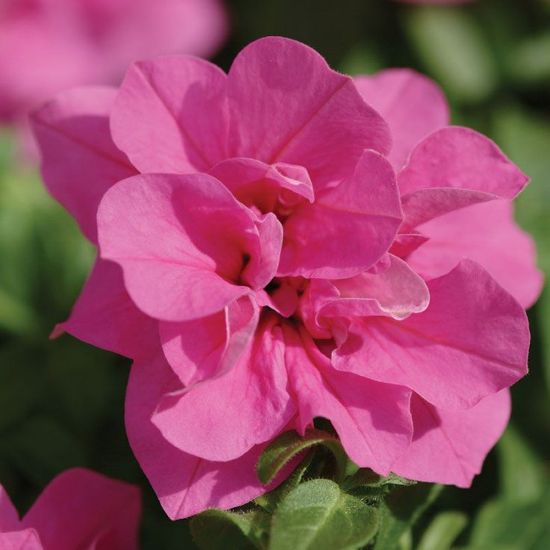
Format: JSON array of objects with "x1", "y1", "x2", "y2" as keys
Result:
[
  {"x1": 270, "y1": 479, "x2": 379, "y2": 550},
  {"x1": 257, "y1": 429, "x2": 347, "y2": 486}
]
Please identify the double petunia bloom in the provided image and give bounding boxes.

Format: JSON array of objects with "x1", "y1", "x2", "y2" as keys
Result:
[{"x1": 32, "y1": 37, "x2": 542, "y2": 520}]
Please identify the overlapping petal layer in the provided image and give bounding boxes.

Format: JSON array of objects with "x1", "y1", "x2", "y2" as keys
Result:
[{"x1": 32, "y1": 36, "x2": 540, "y2": 521}]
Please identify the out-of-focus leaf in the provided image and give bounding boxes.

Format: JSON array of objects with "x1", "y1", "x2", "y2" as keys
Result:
[
  {"x1": 509, "y1": 32, "x2": 550, "y2": 85},
  {"x1": 492, "y1": 104, "x2": 550, "y2": 274},
  {"x1": 467, "y1": 492, "x2": 550, "y2": 550},
  {"x1": 374, "y1": 484, "x2": 443, "y2": 550},
  {"x1": 340, "y1": 43, "x2": 384, "y2": 76},
  {"x1": 417, "y1": 511, "x2": 468, "y2": 550},
  {"x1": 498, "y1": 425, "x2": 545, "y2": 504},
  {"x1": 270, "y1": 479, "x2": 379, "y2": 550},
  {"x1": 404, "y1": 7, "x2": 498, "y2": 103},
  {"x1": 257, "y1": 429, "x2": 347, "y2": 485},
  {"x1": 1, "y1": 416, "x2": 86, "y2": 485},
  {"x1": 0, "y1": 345, "x2": 43, "y2": 431},
  {"x1": 191, "y1": 508, "x2": 269, "y2": 550}
]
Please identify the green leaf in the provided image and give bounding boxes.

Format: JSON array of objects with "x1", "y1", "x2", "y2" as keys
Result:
[
  {"x1": 374, "y1": 483, "x2": 443, "y2": 550},
  {"x1": 417, "y1": 511, "x2": 468, "y2": 550},
  {"x1": 191, "y1": 508, "x2": 269, "y2": 550},
  {"x1": 270, "y1": 479, "x2": 379, "y2": 550},
  {"x1": 498, "y1": 425, "x2": 545, "y2": 504},
  {"x1": 468, "y1": 491, "x2": 550, "y2": 550},
  {"x1": 257, "y1": 429, "x2": 348, "y2": 486},
  {"x1": 508, "y1": 31, "x2": 550, "y2": 85},
  {"x1": 404, "y1": 7, "x2": 498, "y2": 103},
  {"x1": 255, "y1": 450, "x2": 313, "y2": 512}
]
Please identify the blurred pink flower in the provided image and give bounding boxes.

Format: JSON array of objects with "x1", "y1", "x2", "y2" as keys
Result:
[
  {"x1": 0, "y1": 0, "x2": 227, "y2": 127},
  {"x1": 32, "y1": 37, "x2": 538, "y2": 519},
  {"x1": 0, "y1": 468, "x2": 140, "y2": 549}
]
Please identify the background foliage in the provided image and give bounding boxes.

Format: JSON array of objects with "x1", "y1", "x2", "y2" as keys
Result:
[{"x1": 0, "y1": 0, "x2": 548, "y2": 547}]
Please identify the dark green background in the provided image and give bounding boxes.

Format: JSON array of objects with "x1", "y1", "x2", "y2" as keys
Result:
[{"x1": 0, "y1": 0, "x2": 548, "y2": 547}]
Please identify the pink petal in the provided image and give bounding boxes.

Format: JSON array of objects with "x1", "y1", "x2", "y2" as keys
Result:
[
  {"x1": 110, "y1": 55, "x2": 227, "y2": 173},
  {"x1": 333, "y1": 260, "x2": 529, "y2": 409},
  {"x1": 354, "y1": 69, "x2": 449, "y2": 170},
  {"x1": 0, "y1": 486, "x2": 19, "y2": 530},
  {"x1": 0, "y1": 530, "x2": 42, "y2": 549},
  {"x1": 226, "y1": 37, "x2": 390, "y2": 191},
  {"x1": 284, "y1": 326, "x2": 413, "y2": 476},
  {"x1": 326, "y1": 254, "x2": 430, "y2": 320},
  {"x1": 31, "y1": 86, "x2": 136, "y2": 243},
  {"x1": 393, "y1": 391, "x2": 511, "y2": 487},
  {"x1": 97, "y1": 173, "x2": 257, "y2": 321},
  {"x1": 279, "y1": 150, "x2": 402, "y2": 278},
  {"x1": 21, "y1": 468, "x2": 140, "y2": 550},
  {"x1": 159, "y1": 296, "x2": 259, "y2": 386},
  {"x1": 53, "y1": 259, "x2": 158, "y2": 359},
  {"x1": 398, "y1": 126, "x2": 528, "y2": 198},
  {"x1": 242, "y1": 213, "x2": 283, "y2": 290},
  {"x1": 389, "y1": 232, "x2": 429, "y2": 259},
  {"x1": 408, "y1": 201, "x2": 544, "y2": 308},
  {"x1": 153, "y1": 318, "x2": 296, "y2": 461},
  {"x1": 400, "y1": 187, "x2": 499, "y2": 232},
  {"x1": 125, "y1": 354, "x2": 277, "y2": 520},
  {"x1": 209, "y1": 157, "x2": 315, "y2": 212}
]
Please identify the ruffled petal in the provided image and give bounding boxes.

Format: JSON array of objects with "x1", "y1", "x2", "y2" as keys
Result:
[
  {"x1": 97, "y1": 173, "x2": 260, "y2": 321},
  {"x1": 31, "y1": 86, "x2": 136, "y2": 243},
  {"x1": 279, "y1": 150, "x2": 402, "y2": 278},
  {"x1": 111, "y1": 55, "x2": 228, "y2": 173},
  {"x1": 153, "y1": 318, "x2": 296, "y2": 461},
  {"x1": 354, "y1": 69, "x2": 449, "y2": 170},
  {"x1": 227, "y1": 37, "x2": 390, "y2": 191},
  {"x1": 408, "y1": 201, "x2": 543, "y2": 308},
  {"x1": 393, "y1": 391, "x2": 511, "y2": 487},
  {"x1": 333, "y1": 261, "x2": 529, "y2": 409},
  {"x1": 53, "y1": 258, "x2": 158, "y2": 359},
  {"x1": 398, "y1": 126, "x2": 528, "y2": 197},
  {"x1": 284, "y1": 326, "x2": 412, "y2": 476},
  {"x1": 125, "y1": 354, "x2": 280, "y2": 520}
]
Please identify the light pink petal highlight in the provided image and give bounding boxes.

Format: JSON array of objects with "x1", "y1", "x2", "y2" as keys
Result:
[
  {"x1": 0, "y1": 530, "x2": 42, "y2": 549},
  {"x1": 31, "y1": 86, "x2": 136, "y2": 243},
  {"x1": 393, "y1": 391, "x2": 511, "y2": 487},
  {"x1": 97, "y1": 173, "x2": 257, "y2": 321},
  {"x1": 111, "y1": 55, "x2": 228, "y2": 173},
  {"x1": 227, "y1": 37, "x2": 390, "y2": 190},
  {"x1": 334, "y1": 261, "x2": 530, "y2": 409},
  {"x1": 279, "y1": 150, "x2": 402, "y2": 278},
  {"x1": 354, "y1": 69, "x2": 449, "y2": 170}
]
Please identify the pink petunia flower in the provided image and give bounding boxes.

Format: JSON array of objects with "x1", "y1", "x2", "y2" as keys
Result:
[
  {"x1": 0, "y1": 468, "x2": 141, "y2": 549},
  {"x1": 32, "y1": 37, "x2": 540, "y2": 519},
  {"x1": 0, "y1": 0, "x2": 227, "y2": 130}
]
